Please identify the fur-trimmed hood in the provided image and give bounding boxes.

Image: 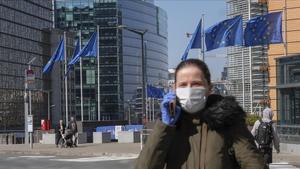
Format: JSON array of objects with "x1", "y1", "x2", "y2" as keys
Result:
[{"x1": 200, "y1": 94, "x2": 247, "y2": 130}]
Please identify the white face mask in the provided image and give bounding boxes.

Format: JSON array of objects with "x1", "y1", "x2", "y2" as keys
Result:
[{"x1": 176, "y1": 87, "x2": 207, "y2": 114}]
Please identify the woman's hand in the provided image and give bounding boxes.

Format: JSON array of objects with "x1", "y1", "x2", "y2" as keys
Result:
[{"x1": 161, "y1": 91, "x2": 181, "y2": 126}]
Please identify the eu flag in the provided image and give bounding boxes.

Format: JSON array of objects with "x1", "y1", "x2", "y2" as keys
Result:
[
  {"x1": 244, "y1": 12, "x2": 283, "y2": 46},
  {"x1": 205, "y1": 15, "x2": 243, "y2": 51},
  {"x1": 43, "y1": 39, "x2": 64, "y2": 74},
  {"x1": 147, "y1": 85, "x2": 154, "y2": 98},
  {"x1": 181, "y1": 19, "x2": 202, "y2": 61},
  {"x1": 147, "y1": 85, "x2": 164, "y2": 98},
  {"x1": 72, "y1": 39, "x2": 81, "y2": 61},
  {"x1": 64, "y1": 39, "x2": 80, "y2": 78},
  {"x1": 68, "y1": 32, "x2": 97, "y2": 66}
]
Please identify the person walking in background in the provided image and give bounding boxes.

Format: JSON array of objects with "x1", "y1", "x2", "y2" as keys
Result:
[
  {"x1": 251, "y1": 107, "x2": 280, "y2": 165},
  {"x1": 67, "y1": 116, "x2": 78, "y2": 147},
  {"x1": 55, "y1": 120, "x2": 65, "y2": 148},
  {"x1": 135, "y1": 59, "x2": 267, "y2": 169}
]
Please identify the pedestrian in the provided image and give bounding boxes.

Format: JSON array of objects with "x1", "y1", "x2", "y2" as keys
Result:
[
  {"x1": 251, "y1": 107, "x2": 280, "y2": 165},
  {"x1": 55, "y1": 119, "x2": 65, "y2": 148},
  {"x1": 67, "y1": 116, "x2": 78, "y2": 147},
  {"x1": 135, "y1": 59, "x2": 267, "y2": 169}
]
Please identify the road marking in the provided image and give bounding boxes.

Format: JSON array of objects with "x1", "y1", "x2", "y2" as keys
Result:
[
  {"x1": 19, "y1": 156, "x2": 56, "y2": 159},
  {"x1": 6, "y1": 157, "x2": 18, "y2": 160},
  {"x1": 270, "y1": 162, "x2": 299, "y2": 169},
  {"x1": 51, "y1": 155, "x2": 138, "y2": 162},
  {"x1": 272, "y1": 162, "x2": 290, "y2": 165}
]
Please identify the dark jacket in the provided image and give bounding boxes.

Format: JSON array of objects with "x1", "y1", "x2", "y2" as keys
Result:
[
  {"x1": 55, "y1": 123, "x2": 65, "y2": 135},
  {"x1": 134, "y1": 94, "x2": 268, "y2": 169},
  {"x1": 67, "y1": 120, "x2": 78, "y2": 134}
]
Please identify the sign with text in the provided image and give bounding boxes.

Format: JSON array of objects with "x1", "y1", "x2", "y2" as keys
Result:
[
  {"x1": 26, "y1": 69, "x2": 35, "y2": 90},
  {"x1": 28, "y1": 115, "x2": 33, "y2": 133}
]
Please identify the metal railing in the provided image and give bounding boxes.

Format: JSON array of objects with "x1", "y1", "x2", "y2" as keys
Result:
[{"x1": 0, "y1": 131, "x2": 25, "y2": 144}]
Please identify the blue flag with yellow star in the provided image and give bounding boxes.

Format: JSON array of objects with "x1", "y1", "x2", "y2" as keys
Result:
[
  {"x1": 244, "y1": 12, "x2": 283, "y2": 47},
  {"x1": 181, "y1": 19, "x2": 202, "y2": 60},
  {"x1": 205, "y1": 15, "x2": 243, "y2": 51},
  {"x1": 43, "y1": 39, "x2": 65, "y2": 74},
  {"x1": 147, "y1": 85, "x2": 164, "y2": 98},
  {"x1": 68, "y1": 32, "x2": 97, "y2": 65}
]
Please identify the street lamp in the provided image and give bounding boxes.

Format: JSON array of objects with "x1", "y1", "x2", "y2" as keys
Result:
[
  {"x1": 24, "y1": 57, "x2": 36, "y2": 148},
  {"x1": 125, "y1": 99, "x2": 136, "y2": 125},
  {"x1": 118, "y1": 25, "x2": 148, "y2": 123}
]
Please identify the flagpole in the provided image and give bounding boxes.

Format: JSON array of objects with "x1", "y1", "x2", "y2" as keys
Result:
[
  {"x1": 248, "y1": 0, "x2": 253, "y2": 114},
  {"x1": 97, "y1": 25, "x2": 101, "y2": 121},
  {"x1": 147, "y1": 97, "x2": 150, "y2": 122},
  {"x1": 146, "y1": 98, "x2": 148, "y2": 122},
  {"x1": 152, "y1": 97, "x2": 155, "y2": 122},
  {"x1": 150, "y1": 97, "x2": 152, "y2": 122},
  {"x1": 201, "y1": 14, "x2": 205, "y2": 62},
  {"x1": 79, "y1": 30, "x2": 83, "y2": 122},
  {"x1": 284, "y1": 0, "x2": 288, "y2": 56},
  {"x1": 64, "y1": 31, "x2": 69, "y2": 125},
  {"x1": 242, "y1": 48, "x2": 245, "y2": 109}
]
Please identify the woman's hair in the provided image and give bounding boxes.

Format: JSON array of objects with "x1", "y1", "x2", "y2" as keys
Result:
[{"x1": 175, "y1": 59, "x2": 211, "y2": 85}]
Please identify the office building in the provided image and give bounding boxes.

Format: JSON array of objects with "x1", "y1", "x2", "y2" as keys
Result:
[
  {"x1": 226, "y1": 0, "x2": 268, "y2": 113},
  {"x1": 55, "y1": 0, "x2": 168, "y2": 122},
  {"x1": 0, "y1": 0, "x2": 53, "y2": 130}
]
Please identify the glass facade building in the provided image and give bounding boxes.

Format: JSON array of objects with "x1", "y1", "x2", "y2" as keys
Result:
[
  {"x1": 226, "y1": 0, "x2": 268, "y2": 113},
  {"x1": 0, "y1": 0, "x2": 53, "y2": 130},
  {"x1": 55, "y1": 0, "x2": 168, "y2": 122}
]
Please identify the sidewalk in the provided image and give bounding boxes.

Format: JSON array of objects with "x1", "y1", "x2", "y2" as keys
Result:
[
  {"x1": 274, "y1": 152, "x2": 300, "y2": 167},
  {"x1": 0, "y1": 143, "x2": 141, "y2": 157}
]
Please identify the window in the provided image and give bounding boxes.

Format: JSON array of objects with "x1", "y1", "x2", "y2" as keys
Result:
[
  {"x1": 66, "y1": 13, "x2": 73, "y2": 21},
  {"x1": 86, "y1": 70, "x2": 95, "y2": 84}
]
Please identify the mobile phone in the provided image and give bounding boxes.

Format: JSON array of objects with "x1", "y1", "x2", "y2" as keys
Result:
[{"x1": 169, "y1": 99, "x2": 176, "y2": 117}]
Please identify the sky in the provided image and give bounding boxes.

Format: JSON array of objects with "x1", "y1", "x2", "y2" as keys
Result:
[{"x1": 154, "y1": 0, "x2": 227, "y2": 81}]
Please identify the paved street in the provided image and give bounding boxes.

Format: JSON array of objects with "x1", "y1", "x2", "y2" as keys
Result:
[
  {"x1": 0, "y1": 154, "x2": 136, "y2": 169},
  {"x1": 0, "y1": 154, "x2": 299, "y2": 169},
  {"x1": 0, "y1": 143, "x2": 300, "y2": 169},
  {"x1": 0, "y1": 143, "x2": 141, "y2": 157}
]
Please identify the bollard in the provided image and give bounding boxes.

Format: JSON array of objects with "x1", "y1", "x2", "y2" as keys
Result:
[
  {"x1": 140, "y1": 129, "x2": 153, "y2": 150},
  {"x1": 6, "y1": 133, "x2": 8, "y2": 145},
  {"x1": 140, "y1": 131, "x2": 143, "y2": 150}
]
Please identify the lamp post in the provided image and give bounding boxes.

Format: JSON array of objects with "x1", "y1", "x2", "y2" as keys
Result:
[
  {"x1": 125, "y1": 99, "x2": 134, "y2": 125},
  {"x1": 24, "y1": 57, "x2": 36, "y2": 148},
  {"x1": 118, "y1": 25, "x2": 147, "y2": 122}
]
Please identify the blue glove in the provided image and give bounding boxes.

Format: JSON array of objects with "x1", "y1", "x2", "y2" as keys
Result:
[{"x1": 161, "y1": 91, "x2": 181, "y2": 126}]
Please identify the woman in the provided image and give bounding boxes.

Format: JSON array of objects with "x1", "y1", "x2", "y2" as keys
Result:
[
  {"x1": 135, "y1": 59, "x2": 267, "y2": 169},
  {"x1": 55, "y1": 120, "x2": 65, "y2": 148}
]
